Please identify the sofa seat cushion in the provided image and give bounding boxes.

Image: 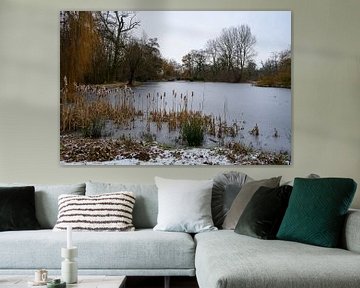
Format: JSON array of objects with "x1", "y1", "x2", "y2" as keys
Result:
[
  {"x1": 0, "y1": 229, "x2": 195, "y2": 271},
  {"x1": 195, "y1": 230, "x2": 360, "y2": 288}
]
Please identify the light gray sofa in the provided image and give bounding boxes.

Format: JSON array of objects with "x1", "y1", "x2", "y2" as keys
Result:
[
  {"x1": 195, "y1": 211, "x2": 360, "y2": 288},
  {"x1": 0, "y1": 182, "x2": 195, "y2": 281},
  {"x1": 0, "y1": 181, "x2": 359, "y2": 288}
]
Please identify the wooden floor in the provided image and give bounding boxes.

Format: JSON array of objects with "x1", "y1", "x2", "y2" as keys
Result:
[{"x1": 126, "y1": 276, "x2": 199, "y2": 288}]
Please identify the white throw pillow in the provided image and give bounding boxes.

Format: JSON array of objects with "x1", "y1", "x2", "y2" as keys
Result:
[
  {"x1": 53, "y1": 192, "x2": 135, "y2": 232},
  {"x1": 153, "y1": 177, "x2": 217, "y2": 233}
]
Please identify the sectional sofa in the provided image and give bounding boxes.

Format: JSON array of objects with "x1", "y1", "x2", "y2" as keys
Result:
[{"x1": 0, "y1": 177, "x2": 359, "y2": 288}]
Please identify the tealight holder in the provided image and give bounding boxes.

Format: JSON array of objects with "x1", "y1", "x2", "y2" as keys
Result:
[{"x1": 61, "y1": 247, "x2": 78, "y2": 284}]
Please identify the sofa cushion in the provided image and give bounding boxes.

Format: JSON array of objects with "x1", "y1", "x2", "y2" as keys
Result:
[
  {"x1": 0, "y1": 229, "x2": 195, "y2": 272},
  {"x1": 277, "y1": 178, "x2": 357, "y2": 247},
  {"x1": 86, "y1": 182, "x2": 158, "y2": 229},
  {"x1": 195, "y1": 230, "x2": 360, "y2": 288},
  {"x1": 0, "y1": 186, "x2": 40, "y2": 231},
  {"x1": 53, "y1": 192, "x2": 136, "y2": 232},
  {"x1": 234, "y1": 185, "x2": 292, "y2": 239},
  {"x1": 212, "y1": 171, "x2": 251, "y2": 228},
  {"x1": 0, "y1": 183, "x2": 86, "y2": 229},
  {"x1": 222, "y1": 176, "x2": 281, "y2": 229},
  {"x1": 342, "y1": 209, "x2": 360, "y2": 253},
  {"x1": 153, "y1": 177, "x2": 216, "y2": 233}
]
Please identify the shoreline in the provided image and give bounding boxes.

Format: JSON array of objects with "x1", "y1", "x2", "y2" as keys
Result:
[
  {"x1": 60, "y1": 134, "x2": 290, "y2": 166},
  {"x1": 78, "y1": 79, "x2": 291, "y2": 90}
]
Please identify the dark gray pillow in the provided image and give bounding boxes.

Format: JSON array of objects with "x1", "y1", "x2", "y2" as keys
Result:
[
  {"x1": 212, "y1": 171, "x2": 251, "y2": 228},
  {"x1": 223, "y1": 176, "x2": 282, "y2": 230},
  {"x1": 235, "y1": 185, "x2": 292, "y2": 239}
]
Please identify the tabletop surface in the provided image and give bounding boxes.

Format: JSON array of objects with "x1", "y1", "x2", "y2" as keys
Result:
[{"x1": 0, "y1": 275, "x2": 126, "y2": 288}]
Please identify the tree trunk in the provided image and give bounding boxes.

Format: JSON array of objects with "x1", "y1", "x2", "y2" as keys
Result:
[{"x1": 128, "y1": 69, "x2": 135, "y2": 86}]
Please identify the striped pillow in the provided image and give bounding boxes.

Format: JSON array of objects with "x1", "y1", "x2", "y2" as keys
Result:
[{"x1": 53, "y1": 192, "x2": 136, "y2": 231}]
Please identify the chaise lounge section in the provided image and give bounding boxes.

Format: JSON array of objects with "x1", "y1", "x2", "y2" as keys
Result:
[{"x1": 195, "y1": 214, "x2": 360, "y2": 288}]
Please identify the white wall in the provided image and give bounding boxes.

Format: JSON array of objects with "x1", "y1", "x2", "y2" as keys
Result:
[{"x1": 0, "y1": 0, "x2": 359, "y2": 208}]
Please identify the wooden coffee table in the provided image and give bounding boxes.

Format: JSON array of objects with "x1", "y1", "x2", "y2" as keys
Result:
[{"x1": 0, "y1": 275, "x2": 126, "y2": 288}]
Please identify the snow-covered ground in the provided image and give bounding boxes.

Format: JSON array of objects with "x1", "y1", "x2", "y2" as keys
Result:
[
  {"x1": 61, "y1": 146, "x2": 289, "y2": 166},
  {"x1": 60, "y1": 135, "x2": 290, "y2": 166},
  {"x1": 61, "y1": 147, "x2": 232, "y2": 166}
]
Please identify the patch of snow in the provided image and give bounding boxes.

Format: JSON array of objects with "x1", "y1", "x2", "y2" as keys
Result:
[{"x1": 61, "y1": 147, "x2": 233, "y2": 166}]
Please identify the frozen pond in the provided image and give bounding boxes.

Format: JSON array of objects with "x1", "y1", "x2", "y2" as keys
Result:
[{"x1": 102, "y1": 81, "x2": 291, "y2": 153}]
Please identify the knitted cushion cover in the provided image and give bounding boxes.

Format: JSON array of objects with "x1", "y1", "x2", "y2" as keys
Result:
[
  {"x1": 53, "y1": 192, "x2": 136, "y2": 231},
  {"x1": 277, "y1": 178, "x2": 357, "y2": 247}
]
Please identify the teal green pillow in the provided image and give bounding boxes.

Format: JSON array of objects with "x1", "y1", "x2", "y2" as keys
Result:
[{"x1": 277, "y1": 178, "x2": 357, "y2": 247}]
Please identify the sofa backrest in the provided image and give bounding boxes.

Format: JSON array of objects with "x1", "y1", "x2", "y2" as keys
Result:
[
  {"x1": 86, "y1": 181, "x2": 158, "y2": 229},
  {"x1": 0, "y1": 182, "x2": 86, "y2": 228}
]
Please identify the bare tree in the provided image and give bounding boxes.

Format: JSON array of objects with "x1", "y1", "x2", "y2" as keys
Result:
[
  {"x1": 123, "y1": 36, "x2": 163, "y2": 85},
  {"x1": 181, "y1": 50, "x2": 206, "y2": 80},
  {"x1": 182, "y1": 52, "x2": 195, "y2": 79},
  {"x1": 96, "y1": 11, "x2": 140, "y2": 81},
  {"x1": 258, "y1": 48, "x2": 291, "y2": 88},
  {"x1": 233, "y1": 25, "x2": 257, "y2": 81},
  {"x1": 124, "y1": 38, "x2": 143, "y2": 86},
  {"x1": 216, "y1": 25, "x2": 256, "y2": 82},
  {"x1": 205, "y1": 39, "x2": 219, "y2": 66},
  {"x1": 217, "y1": 28, "x2": 235, "y2": 72},
  {"x1": 205, "y1": 39, "x2": 221, "y2": 78},
  {"x1": 138, "y1": 36, "x2": 163, "y2": 82}
]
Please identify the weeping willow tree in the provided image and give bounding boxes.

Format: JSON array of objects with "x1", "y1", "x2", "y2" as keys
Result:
[{"x1": 60, "y1": 11, "x2": 100, "y2": 91}]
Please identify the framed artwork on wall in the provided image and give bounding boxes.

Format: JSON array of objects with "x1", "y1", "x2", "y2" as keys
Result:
[{"x1": 60, "y1": 10, "x2": 291, "y2": 166}]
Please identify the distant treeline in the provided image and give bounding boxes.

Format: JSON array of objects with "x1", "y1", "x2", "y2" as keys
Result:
[{"x1": 60, "y1": 11, "x2": 291, "y2": 89}]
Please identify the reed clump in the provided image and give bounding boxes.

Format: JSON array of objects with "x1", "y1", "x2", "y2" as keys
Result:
[
  {"x1": 60, "y1": 87, "x2": 137, "y2": 137},
  {"x1": 60, "y1": 87, "x2": 244, "y2": 146},
  {"x1": 181, "y1": 113, "x2": 205, "y2": 147},
  {"x1": 81, "y1": 117, "x2": 105, "y2": 138}
]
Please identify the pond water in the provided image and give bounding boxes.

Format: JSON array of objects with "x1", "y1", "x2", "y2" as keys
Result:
[{"x1": 104, "y1": 81, "x2": 291, "y2": 154}]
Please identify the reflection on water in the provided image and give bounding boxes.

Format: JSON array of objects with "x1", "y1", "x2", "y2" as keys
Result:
[{"x1": 100, "y1": 81, "x2": 291, "y2": 153}]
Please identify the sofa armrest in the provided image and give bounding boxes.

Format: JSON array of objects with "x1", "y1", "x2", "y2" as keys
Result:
[{"x1": 342, "y1": 209, "x2": 360, "y2": 253}]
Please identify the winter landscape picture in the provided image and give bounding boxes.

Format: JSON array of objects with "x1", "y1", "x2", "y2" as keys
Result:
[{"x1": 60, "y1": 11, "x2": 292, "y2": 165}]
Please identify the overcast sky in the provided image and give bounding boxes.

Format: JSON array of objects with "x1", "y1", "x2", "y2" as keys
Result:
[{"x1": 132, "y1": 11, "x2": 291, "y2": 66}]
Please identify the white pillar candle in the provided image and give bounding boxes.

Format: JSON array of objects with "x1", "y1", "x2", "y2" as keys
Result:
[{"x1": 67, "y1": 225, "x2": 72, "y2": 249}]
